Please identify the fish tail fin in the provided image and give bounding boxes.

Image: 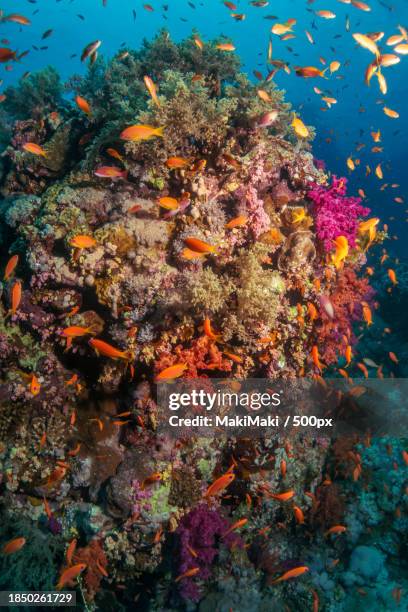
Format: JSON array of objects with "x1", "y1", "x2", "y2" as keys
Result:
[
  {"x1": 322, "y1": 67, "x2": 329, "y2": 79},
  {"x1": 155, "y1": 126, "x2": 165, "y2": 137}
]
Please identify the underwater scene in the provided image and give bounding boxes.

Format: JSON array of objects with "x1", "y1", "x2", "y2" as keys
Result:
[{"x1": 0, "y1": 0, "x2": 408, "y2": 610}]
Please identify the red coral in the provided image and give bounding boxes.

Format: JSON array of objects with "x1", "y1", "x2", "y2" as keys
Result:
[
  {"x1": 314, "y1": 268, "x2": 373, "y2": 365},
  {"x1": 154, "y1": 335, "x2": 232, "y2": 378},
  {"x1": 73, "y1": 539, "x2": 108, "y2": 601}
]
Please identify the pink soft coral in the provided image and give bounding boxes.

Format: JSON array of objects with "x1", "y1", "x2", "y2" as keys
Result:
[{"x1": 308, "y1": 176, "x2": 370, "y2": 251}]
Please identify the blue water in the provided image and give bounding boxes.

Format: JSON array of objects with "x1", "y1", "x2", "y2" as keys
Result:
[{"x1": 1, "y1": 0, "x2": 407, "y2": 255}]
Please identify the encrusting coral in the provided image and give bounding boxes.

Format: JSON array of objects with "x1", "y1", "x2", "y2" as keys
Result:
[{"x1": 0, "y1": 31, "x2": 393, "y2": 611}]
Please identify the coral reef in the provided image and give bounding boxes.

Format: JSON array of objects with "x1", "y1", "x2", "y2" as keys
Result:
[{"x1": 0, "y1": 31, "x2": 397, "y2": 612}]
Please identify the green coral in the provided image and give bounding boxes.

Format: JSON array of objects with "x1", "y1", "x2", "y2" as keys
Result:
[
  {"x1": 3, "y1": 67, "x2": 62, "y2": 119},
  {"x1": 0, "y1": 510, "x2": 64, "y2": 591}
]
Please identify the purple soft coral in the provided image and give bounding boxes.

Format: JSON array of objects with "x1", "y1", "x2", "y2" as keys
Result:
[
  {"x1": 176, "y1": 504, "x2": 242, "y2": 601},
  {"x1": 308, "y1": 176, "x2": 370, "y2": 251}
]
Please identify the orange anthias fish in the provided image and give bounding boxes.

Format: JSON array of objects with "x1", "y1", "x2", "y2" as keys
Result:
[
  {"x1": 387, "y1": 269, "x2": 398, "y2": 285},
  {"x1": 4, "y1": 13, "x2": 32, "y2": 25},
  {"x1": 311, "y1": 345, "x2": 323, "y2": 372},
  {"x1": 56, "y1": 563, "x2": 87, "y2": 590},
  {"x1": 158, "y1": 196, "x2": 179, "y2": 211},
  {"x1": 332, "y1": 235, "x2": 349, "y2": 269},
  {"x1": 293, "y1": 506, "x2": 305, "y2": 524},
  {"x1": 225, "y1": 215, "x2": 248, "y2": 229},
  {"x1": 75, "y1": 95, "x2": 91, "y2": 115},
  {"x1": 144, "y1": 75, "x2": 160, "y2": 106},
  {"x1": 106, "y1": 148, "x2": 123, "y2": 162},
  {"x1": 30, "y1": 374, "x2": 41, "y2": 396},
  {"x1": 155, "y1": 363, "x2": 188, "y2": 382},
  {"x1": 295, "y1": 66, "x2": 327, "y2": 78},
  {"x1": 184, "y1": 237, "x2": 217, "y2": 254},
  {"x1": 89, "y1": 338, "x2": 133, "y2": 362},
  {"x1": 223, "y1": 518, "x2": 248, "y2": 537},
  {"x1": 204, "y1": 472, "x2": 235, "y2": 497},
  {"x1": 389, "y1": 351, "x2": 399, "y2": 364},
  {"x1": 175, "y1": 567, "x2": 200, "y2": 582},
  {"x1": 216, "y1": 43, "x2": 235, "y2": 51},
  {"x1": 120, "y1": 124, "x2": 164, "y2": 141},
  {"x1": 61, "y1": 325, "x2": 96, "y2": 338},
  {"x1": 95, "y1": 166, "x2": 127, "y2": 179},
  {"x1": 362, "y1": 303, "x2": 373, "y2": 326},
  {"x1": 325, "y1": 525, "x2": 347, "y2": 536},
  {"x1": 4, "y1": 254, "x2": 19, "y2": 280},
  {"x1": 166, "y1": 157, "x2": 191, "y2": 169},
  {"x1": 8, "y1": 280, "x2": 22, "y2": 317},
  {"x1": 203, "y1": 318, "x2": 222, "y2": 341},
  {"x1": 23, "y1": 142, "x2": 47, "y2": 157},
  {"x1": 269, "y1": 490, "x2": 295, "y2": 501},
  {"x1": 2, "y1": 537, "x2": 26, "y2": 555},
  {"x1": 0, "y1": 48, "x2": 18, "y2": 63},
  {"x1": 69, "y1": 235, "x2": 97, "y2": 249},
  {"x1": 270, "y1": 566, "x2": 309, "y2": 584},
  {"x1": 141, "y1": 472, "x2": 162, "y2": 490},
  {"x1": 66, "y1": 539, "x2": 77, "y2": 566}
]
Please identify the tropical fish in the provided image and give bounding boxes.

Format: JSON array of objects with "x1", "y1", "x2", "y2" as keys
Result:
[
  {"x1": 75, "y1": 95, "x2": 91, "y2": 115},
  {"x1": 293, "y1": 506, "x2": 305, "y2": 524},
  {"x1": 225, "y1": 215, "x2": 248, "y2": 229},
  {"x1": 4, "y1": 14, "x2": 31, "y2": 25},
  {"x1": 383, "y1": 106, "x2": 399, "y2": 118},
  {"x1": 387, "y1": 269, "x2": 397, "y2": 285},
  {"x1": 295, "y1": 66, "x2": 327, "y2": 78},
  {"x1": 216, "y1": 43, "x2": 235, "y2": 51},
  {"x1": 23, "y1": 142, "x2": 47, "y2": 157},
  {"x1": 144, "y1": 75, "x2": 160, "y2": 106},
  {"x1": 203, "y1": 318, "x2": 222, "y2": 341},
  {"x1": 66, "y1": 539, "x2": 77, "y2": 566},
  {"x1": 204, "y1": 472, "x2": 235, "y2": 497},
  {"x1": 95, "y1": 166, "x2": 127, "y2": 179},
  {"x1": 269, "y1": 490, "x2": 295, "y2": 501},
  {"x1": 106, "y1": 148, "x2": 123, "y2": 162},
  {"x1": 175, "y1": 567, "x2": 200, "y2": 582},
  {"x1": 89, "y1": 338, "x2": 133, "y2": 361},
  {"x1": 69, "y1": 235, "x2": 96, "y2": 249},
  {"x1": 223, "y1": 518, "x2": 248, "y2": 537},
  {"x1": 389, "y1": 351, "x2": 399, "y2": 364},
  {"x1": 353, "y1": 33, "x2": 380, "y2": 56},
  {"x1": 316, "y1": 10, "x2": 336, "y2": 18},
  {"x1": 120, "y1": 124, "x2": 164, "y2": 141},
  {"x1": 81, "y1": 40, "x2": 101, "y2": 62},
  {"x1": 61, "y1": 325, "x2": 96, "y2": 338},
  {"x1": 158, "y1": 196, "x2": 179, "y2": 210},
  {"x1": 4, "y1": 255, "x2": 18, "y2": 281},
  {"x1": 30, "y1": 374, "x2": 41, "y2": 396},
  {"x1": 2, "y1": 537, "x2": 26, "y2": 555},
  {"x1": 332, "y1": 235, "x2": 349, "y2": 268},
  {"x1": 184, "y1": 237, "x2": 216, "y2": 254},
  {"x1": 155, "y1": 363, "x2": 187, "y2": 381},
  {"x1": 311, "y1": 345, "x2": 323, "y2": 372},
  {"x1": 270, "y1": 566, "x2": 309, "y2": 584},
  {"x1": 8, "y1": 280, "x2": 22, "y2": 317},
  {"x1": 0, "y1": 48, "x2": 17, "y2": 63},
  {"x1": 166, "y1": 157, "x2": 191, "y2": 169},
  {"x1": 56, "y1": 564, "x2": 87, "y2": 590},
  {"x1": 325, "y1": 525, "x2": 347, "y2": 536},
  {"x1": 292, "y1": 116, "x2": 309, "y2": 138}
]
